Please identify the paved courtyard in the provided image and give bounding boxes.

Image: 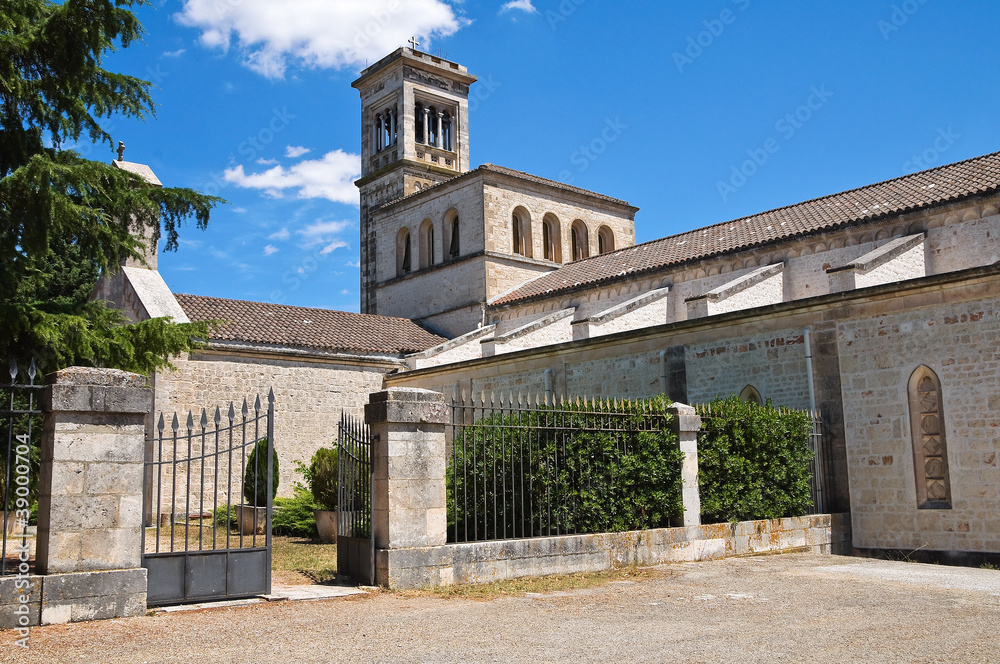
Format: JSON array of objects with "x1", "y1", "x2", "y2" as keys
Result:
[{"x1": 2, "y1": 553, "x2": 999, "y2": 663}]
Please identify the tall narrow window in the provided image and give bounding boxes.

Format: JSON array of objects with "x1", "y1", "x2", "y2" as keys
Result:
[
  {"x1": 908, "y1": 366, "x2": 952, "y2": 509},
  {"x1": 542, "y1": 214, "x2": 561, "y2": 263},
  {"x1": 397, "y1": 228, "x2": 412, "y2": 276},
  {"x1": 597, "y1": 225, "x2": 615, "y2": 255},
  {"x1": 542, "y1": 222, "x2": 551, "y2": 260},
  {"x1": 415, "y1": 104, "x2": 425, "y2": 144},
  {"x1": 449, "y1": 216, "x2": 460, "y2": 259},
  {"x1": 512, "y1": 214, "x2": 522, "y2": 255},
  {"x1": 571, "y1": 220, "x2": 589, "y2": 261},
  {"x1": 419, "y1": 219, "x2": 435, "y2": 269}
]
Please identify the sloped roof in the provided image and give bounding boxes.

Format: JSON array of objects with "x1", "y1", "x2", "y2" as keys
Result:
[
  {"x1": 491, "y1": 150, "x2": 1000, "y2": 307},
  {"x1": 175, "y1": 294, "x2": 446, "y2": 355}
]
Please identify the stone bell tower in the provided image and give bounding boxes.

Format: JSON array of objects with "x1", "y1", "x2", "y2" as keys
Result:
[{"x1": 352, "y1": 47, "x2": 477, "y2": 314}]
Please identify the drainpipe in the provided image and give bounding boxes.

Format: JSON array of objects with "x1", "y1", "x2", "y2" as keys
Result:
[
  {"x1": 659, "y1": 350, "x2": 668, "y2": 397},
  {"x1": 804, "y1": 327, "x2": 823, "y2": 513}
]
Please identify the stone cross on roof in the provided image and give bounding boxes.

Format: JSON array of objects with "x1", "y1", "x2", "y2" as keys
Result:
[
  {"x1": 408, "y1": 36, "x2": 420, "y2": 51},
  {"x1": 117, "y1": 141, "x2": 125, "y2": 161}
]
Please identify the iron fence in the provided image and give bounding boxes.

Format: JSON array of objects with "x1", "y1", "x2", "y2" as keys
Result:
[
  {"x1": 337, "y1": 412, "x2": 372, "y2": 540},
  {"x1": 1, "y1": 360, "x2": 42, "y2": 577},
  {"x1": 448, "y1": 391, "x2": 681, "y2": 544}
]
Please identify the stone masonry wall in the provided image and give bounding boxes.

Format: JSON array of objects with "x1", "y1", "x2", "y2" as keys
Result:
[
  {"x1": 838, "y1": 294, "x2": 1000, "y2": 553},
  {"x1": 154, "y1": 351, "x2": 389, "y2": 505}
]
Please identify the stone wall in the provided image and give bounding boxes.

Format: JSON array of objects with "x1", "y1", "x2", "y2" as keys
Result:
[{"x1": 154, "y1": 350, "x2": 390, "y2": 501}]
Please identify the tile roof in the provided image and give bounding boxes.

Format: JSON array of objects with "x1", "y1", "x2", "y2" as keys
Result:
[
  {"x1": 491, "y1": 150, "x2": 1000, "y2": 307},
  {"x1": 174, "y1": 294, "x2": 447, "y2": 355}
]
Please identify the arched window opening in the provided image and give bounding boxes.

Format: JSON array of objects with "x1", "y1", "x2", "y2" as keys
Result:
[
  {"x1": 414, "y1": 103, "x2": 425, "y2": 144},
  {"x1": 739, "y1": 385, "x2": 763, "y2": 406},
  {"x1": 908, "y1": 366, "x2": 952, "y2": 509},
  {"x1": 442, "y1": 111, "x2": 453, "y2": 151},
  {"x1": 419, "y1": 219, "x2": 435, "y2": 269},
  {"x1": 542, "y1": 214, "x2": 562, "y2": 263},
  {"x1": 570, "y1": 220, "x2": 589, "y2": 261},
  {"x1": 427, "y1": 106, "x2": 438, "y2": 147},
  {"x1": 597, "y1": 225, "x2": 615, "y2": 255},
  {"x1": 444, "y1": 211, "x2": 460, "y2": 260},
  {"x1": 396, "y1": 228, "x2": 412, "y2": 277},
  {"x1": 374, "y1": 113, "x2": 383, "y2": 153},
  {"x1": 511, "y1": 208, "x2": 533, "y2": 258}
]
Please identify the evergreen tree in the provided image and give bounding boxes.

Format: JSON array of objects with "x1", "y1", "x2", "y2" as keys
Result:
[{"x1": 0, "y1": 0, "x2": 222, "y2": 374}]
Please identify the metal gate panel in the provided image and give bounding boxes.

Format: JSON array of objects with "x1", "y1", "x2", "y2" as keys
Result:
[
  {"x1": 336, "y1": 412, "x2": 373, "y2": 585},
  {"x1": 143, "y1": 390, "x2": 274, "y2": 607}
]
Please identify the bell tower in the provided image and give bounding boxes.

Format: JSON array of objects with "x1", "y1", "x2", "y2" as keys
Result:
[{"x1": 353, "y1": 47, "x2": 477, "y2": 314}]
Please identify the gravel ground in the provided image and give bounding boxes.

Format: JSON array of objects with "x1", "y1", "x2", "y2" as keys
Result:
[{"x1": 2, "y1": 553, "x2": 999, "y2": 663}]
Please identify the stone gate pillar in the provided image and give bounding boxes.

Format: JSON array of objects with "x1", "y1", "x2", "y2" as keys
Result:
[
  {"x1": 669, "y1": 403, "x2": 702, "y2": 527},
  {"x1": 365, "y1": 388, "x2": 448, "y2": 587}
]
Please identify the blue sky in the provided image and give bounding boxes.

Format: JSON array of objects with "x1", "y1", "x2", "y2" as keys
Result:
[{"x1": 94, "y1": 0, "x2": 1000, "y2": 312}]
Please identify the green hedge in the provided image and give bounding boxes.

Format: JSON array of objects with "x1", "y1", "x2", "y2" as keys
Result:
[
  {"x1": 697, "y1": 396, "x2": 814, "y2": 523},
  {"x1": 448, "y1": 395, "x2": 684, "y2": 539}
]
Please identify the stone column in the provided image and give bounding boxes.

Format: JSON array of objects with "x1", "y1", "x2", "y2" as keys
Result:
[
  {"x1": 435, "y1": 112, "x2": 444, "y2": 149},
  {"x1": 34, "y1": 367, "x2": 151, "y2": 623},
  {"x1": 389, "y1": 108, "x2": 397, "y2": 145},
  {"x1": 669, "y1": 404, "x2": 702, "y2": 527},
  {"x1": 365, "y1": 388, "x2": 448, "y2": 586},
  {"x1": 421, "y1": 108, "x2": 429, "y2": 146}
]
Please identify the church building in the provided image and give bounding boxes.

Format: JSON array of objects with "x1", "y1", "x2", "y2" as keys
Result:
[{"x1": 98, "y1": 47, "x2": 1000, "y2": 563}]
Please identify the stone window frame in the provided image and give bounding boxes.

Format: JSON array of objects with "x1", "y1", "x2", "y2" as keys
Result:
[
  {"x1": 542, "y1": 213, "x2": 562, "y2": 263},
  {"x1": 396, "y1": 227, "x2": 412, "y2": 276},
  {"x1": 444, "y1": 209, "x2": 460, "y2": 260},
  {"x1": 739, "y1": 384, "x2": 763, "y2": 405},
  {"x1": 907, "y1": 365, "x2": 952, "y2": 509},
  {"x1": 511, "y1": 206, "x2": 533, "y2": 258},
  {"x1": 418, "y1": 218, "x2": 435, "y2": 269},
  {"x1": 570, "y1": 219, "x2": 589, "y2": 261},
  {"x1": 597, "y1": 225, "x2": 615, "y2": 255}
]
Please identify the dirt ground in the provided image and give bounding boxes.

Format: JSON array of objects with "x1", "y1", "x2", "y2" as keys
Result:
[{"x1": 2, "y1": 553, "x2": 999, "y2": 663}]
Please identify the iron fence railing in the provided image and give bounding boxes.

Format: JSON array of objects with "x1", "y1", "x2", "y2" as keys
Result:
[
  {"x1": 1, "y1": 360, "x2": 42, "y2": 577},
  {"x1": 448, "y1": 391, "x2": 678, "y2": 544},
  {"x1": 337, "y1": 412, "x2": 372, "y2": 540}
]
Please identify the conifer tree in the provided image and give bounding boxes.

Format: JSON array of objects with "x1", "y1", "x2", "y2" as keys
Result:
[{"x1": 0, "y1": 0, "x2": 221, "y2": 373}]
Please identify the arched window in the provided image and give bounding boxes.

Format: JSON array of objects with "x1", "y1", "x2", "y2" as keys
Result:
[
  {"x1": 597, "y1": 225, "x2": 615, "y2": 255},
  {"x1": 442, "y1": 111, "x2": 453, "y2": 151},
  {"x1": 739, "y1": 385, "x2": 763, "y2": 406},
  {"x1": 570, "y1": 220, "x2": 589, "y2": 261},
  {"x1": 444, "y1": 210, "x2": 460, "y2": 260},
  {"x1": 396, "y1": 228, "x2": 412, "y2": 277},
  {"x1": 542, "y1": 214, "x2": 562, "y2": 263},
  {"x1": 419, "y1": 219, "x2": 435, "y2": 269},
  {"x1": 511, "y1": 208, "x2": 533, "y2": 257},
  {"x1": 908, "y1": 366, "x2": 952, "y2": 509},
  {"x1": 414, "y1": 103, "x2": 425, "y2": 144}
]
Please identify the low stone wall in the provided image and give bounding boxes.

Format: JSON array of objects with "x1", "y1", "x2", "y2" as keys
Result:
[
  {"x1": 378, "y1": 513, "x2": 851, "y2": 588},
  {"x1": 0, "y1": 570, "x2": 146, "y2": 629}
]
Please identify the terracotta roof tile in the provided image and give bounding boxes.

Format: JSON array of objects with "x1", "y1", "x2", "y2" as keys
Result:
[
  {"x1": 175, "y1": 294, "x2": 446, "y2": 355},
  {"x1": 491, "y1": 150, "x2": 1000, "y2": 307}
]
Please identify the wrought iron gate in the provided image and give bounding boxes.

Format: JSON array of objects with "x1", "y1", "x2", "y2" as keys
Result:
[
  {"x1": 1, "y1": 360, "x2": 42, "y2": 578},
  {"x1": 142, "y1": 390, "x2": 275, "y2": 606},
  {"x1": 336, "y1": 412, "x2": 373, "y2": 585}
]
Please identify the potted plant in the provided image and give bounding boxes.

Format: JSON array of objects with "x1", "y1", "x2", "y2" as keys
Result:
[
  {"x1": 299, "y1": 447, "x2": 338, "y2": 543},
  {"x1": 236, "y1": 437, "x2": 279, "y2": 535}
]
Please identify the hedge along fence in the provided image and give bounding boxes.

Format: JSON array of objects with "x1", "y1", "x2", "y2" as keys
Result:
[
  {"x1": 695, "y1": 396, "x2": 816, "y2": 524},
  {"x1": 447, "y1": 393, "x2": 684, "y2": 543}
]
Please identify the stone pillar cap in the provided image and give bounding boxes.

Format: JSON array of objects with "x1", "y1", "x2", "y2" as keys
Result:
[{"x1": 48, "y1": 366, "x2": 148, "y2": 389}]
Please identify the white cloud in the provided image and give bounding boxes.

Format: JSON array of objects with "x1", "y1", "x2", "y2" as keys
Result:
[
  {"x1": 264, "y1": 245, "x2": 279, "y2": 255},
  {"x1": 256, "y1": 158, "x2": 278, "y2": 165},
  {"x1": 298, "y1": 220, "x2": 352, "y2": 245},
  {"x1": 346, "y1": 260, "x2": 361, "y2": 268},
  {"x1": 285, "y1": 146, "x2": 311, "y2": 158},
  {"x1": 163, "y1": 48, "x2": 187, "y2": 57},
  {"x1": 223, "y1": 150, "x2": 361, "y2": 204},
  {"x1": 268, "y1": 228, "x2": 290, "y2": 240},
  {"x1": 176, "y1": 0, "x2": 466, "y2": 78},
  {"x1": 321, "y1": 240, "x2": 349, "y2": 255},
  {"x1": 500, "y1": 0, "x2": 538, "y2": 14},
  {"x1": 340, "y1": 289, "x2": 350, "y2": 295}
]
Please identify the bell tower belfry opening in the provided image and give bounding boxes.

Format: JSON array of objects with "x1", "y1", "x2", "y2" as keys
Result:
[{"x1": 353, "y1": 47, "x2": 477, "y2": 314}]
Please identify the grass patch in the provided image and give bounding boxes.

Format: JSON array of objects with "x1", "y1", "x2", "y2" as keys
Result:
[
  {"x1": 981, "y1": 563, "x2": 998, "y2": 571},
  {"x1": 271, "y1": 536, "x2": 337, "y2": 583},
  {"x1": 392, "y1": 566, "x2": 663, "y2": 600}
]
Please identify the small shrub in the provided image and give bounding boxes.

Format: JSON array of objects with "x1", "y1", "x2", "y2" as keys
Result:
[
  {"x1": 296, "y1": 447, "x2": 338, "y2": 510},
  {"x1": 697, "y1": 396, "x2": 814, "y2": 523},
  {"x1": 272, "y1": 486, "x2": 319, "y2": 538},
  {"x1": 243, "y1": 437, "x2": 279, "y2": 506},
  {"x1": 213, "y1": 503, "x2": 237, "y2": 530}
]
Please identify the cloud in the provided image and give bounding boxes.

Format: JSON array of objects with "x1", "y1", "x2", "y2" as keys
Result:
[
  {"x1": 223, "y1": 150, "x2": 361, "y2": 204},
  {"x1": 297, "y1": 220, "x2": 352, "y2": 246},
  {"x1": 268, "y1": 228, "x2": 290, "y2": 240},
  {"x1": 163, "y1": 48, "x2": 187, "y2": 57},
  {"x1": 264, "y1": 245, "x2": 279, "y2": 255},
  {"x1": 499, "y1": 0, "x2": 538, "y2": 14},
  {"x1": 285, "y1": 146, "x2": 311, "y2": 158},
  {"x1": 256, "y1": 158, "x2": 278, "y2": 165},
  {"x1": 176, "y1": 0, "x2": 466, "y2": 78},
  {"x1": 346, "y1": 260, "x2": 361, "y2": 268},
  {"x1": 340, "y1": 289, "x2": 350, "y2": 295},
  {"x1": 321, "y1": 241, "x2": 349, "y2": 255}
]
